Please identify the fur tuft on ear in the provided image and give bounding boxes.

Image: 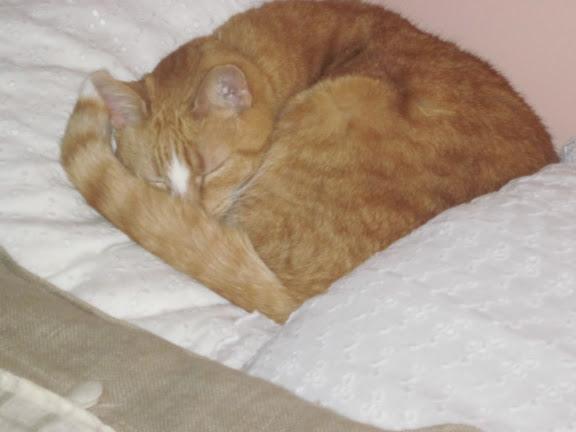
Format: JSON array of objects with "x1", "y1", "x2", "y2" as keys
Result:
[
  {"x1": 90, "y1": 70, "x2": 147, "y2": 129},
  {"x1": 193, "y1": 65, "x2": 252, "y2": 118}
]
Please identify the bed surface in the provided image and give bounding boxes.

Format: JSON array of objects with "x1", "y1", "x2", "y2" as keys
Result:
[
  {"x1": 247, "y1": 158, "x2": 576, "y2": 431},
  {"x1": 6, "y1": 244, "x2": 450, "y2": 432},
  {"x1": 1, "y1": 1, "x2": 576, "y2": 432}
]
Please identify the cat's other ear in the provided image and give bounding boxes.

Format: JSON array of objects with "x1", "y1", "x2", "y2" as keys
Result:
[
  {"x1": 193, "y1": 65, "x2": 252, "y2": 119},
  {"x1": 90, "y1": 70, "x2": 147, "y2": 129}
]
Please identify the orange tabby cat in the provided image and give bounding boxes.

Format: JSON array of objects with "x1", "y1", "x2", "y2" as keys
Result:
[{"x1": 61, "y1": 0, "x2": 557, "y2": 323}]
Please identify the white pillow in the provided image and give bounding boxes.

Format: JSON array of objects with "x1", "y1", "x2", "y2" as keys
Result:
[{"x1": 247, "y1": 159, "x2": 576, "y2": 432}]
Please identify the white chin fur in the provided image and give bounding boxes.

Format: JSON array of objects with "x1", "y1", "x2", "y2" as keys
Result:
[
  {"x1": 79, "y1": 77, "x2": 102, "y2": 102},
  {"x1": 168, "y1": 152, "x2": 190, "y2": 196}
]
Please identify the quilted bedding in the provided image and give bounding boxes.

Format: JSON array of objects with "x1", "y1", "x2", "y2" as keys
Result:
[{"x1": 1, "y1": 1, "x2": 576, "y2": 432}]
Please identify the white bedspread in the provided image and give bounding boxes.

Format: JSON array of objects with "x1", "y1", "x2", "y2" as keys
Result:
[
  {"x1": 0, "y1": 0, "x2": 277, "y2": 369},
  {"x1": 246, "y1": 155, "x2": 576, "y2": 432}
]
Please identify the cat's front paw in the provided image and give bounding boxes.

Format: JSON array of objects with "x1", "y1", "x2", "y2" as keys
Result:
[
  {"x1": 78, "y1": 72, "x2": 106, "y2": 104},
  {"x1": 61, "y1": 71, "x2": 115, "y2": 184}
]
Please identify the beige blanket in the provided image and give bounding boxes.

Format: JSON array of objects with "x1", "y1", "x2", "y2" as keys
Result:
[{"x1": 0, "y1": 245, "x2": 480, "y2": 432}]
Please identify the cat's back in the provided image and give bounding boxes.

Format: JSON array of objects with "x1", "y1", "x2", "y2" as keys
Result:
[
  {"x1": 226, "y1": 0, "x2": 557, "y2": 302},
  {"x1": 223, "y1": 0, "x2": 553, "y2": 159}
]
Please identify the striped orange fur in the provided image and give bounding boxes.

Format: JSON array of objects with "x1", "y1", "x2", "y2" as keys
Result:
[{"x1": 61, "y1": 1, "x2": 557, "y2": 323}]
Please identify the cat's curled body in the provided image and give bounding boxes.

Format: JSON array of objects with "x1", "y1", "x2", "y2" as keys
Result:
[{"x1": 61, "y1": 0, "x2": 557, "y2": 323}]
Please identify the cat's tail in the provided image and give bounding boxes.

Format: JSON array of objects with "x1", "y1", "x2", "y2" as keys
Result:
[{"x1": 61, "y1": 74, "x2": 299, "y2": 323}]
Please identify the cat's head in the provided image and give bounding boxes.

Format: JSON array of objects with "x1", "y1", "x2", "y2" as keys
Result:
[{"x1": 88, "y1": 46, "x2": 276, "y2": 214}]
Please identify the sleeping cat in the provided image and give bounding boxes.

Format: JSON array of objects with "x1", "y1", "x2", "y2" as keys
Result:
[{"x1": 61, "y1": 0, "x2": 558, "y2": 323}]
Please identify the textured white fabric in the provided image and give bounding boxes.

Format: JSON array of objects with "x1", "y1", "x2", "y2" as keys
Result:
[
  {"x1": 561, "y1": 137, "x2": 576, "y2": 164},
  {"x1": 247, "y1": 160, "x2": 576, "y2": 432},
  {"x1": 0, "y1": 0, "x2": 278, "y2": 369},
  {"x1": 0, "y1": 369, "x2": 114, "y2": 432}
]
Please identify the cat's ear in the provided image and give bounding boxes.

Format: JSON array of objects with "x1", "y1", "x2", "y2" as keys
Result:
[
  {"x1": 90, "y1": 70, "x2": 147, "y2": 129},
  {"x1": 193, "y1": 65, "x2": 252, "y2": 118}
]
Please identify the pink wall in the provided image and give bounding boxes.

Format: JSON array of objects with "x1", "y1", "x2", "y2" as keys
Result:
[{"x1": 374, "y1": 0, "x2": 575, "y2": 149}]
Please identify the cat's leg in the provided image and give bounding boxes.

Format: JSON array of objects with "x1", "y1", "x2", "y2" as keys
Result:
[
  {"x1": 61, "y1": 73, "x2": 299, "y2": 323},
  {"x1": 236, "y1": 74, "x2": 421, "y2": 300}
]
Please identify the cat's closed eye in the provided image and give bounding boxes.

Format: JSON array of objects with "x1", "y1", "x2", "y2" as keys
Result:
[{"x1": 149, "y1": 178, "x2": 169, "y2": 190}]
